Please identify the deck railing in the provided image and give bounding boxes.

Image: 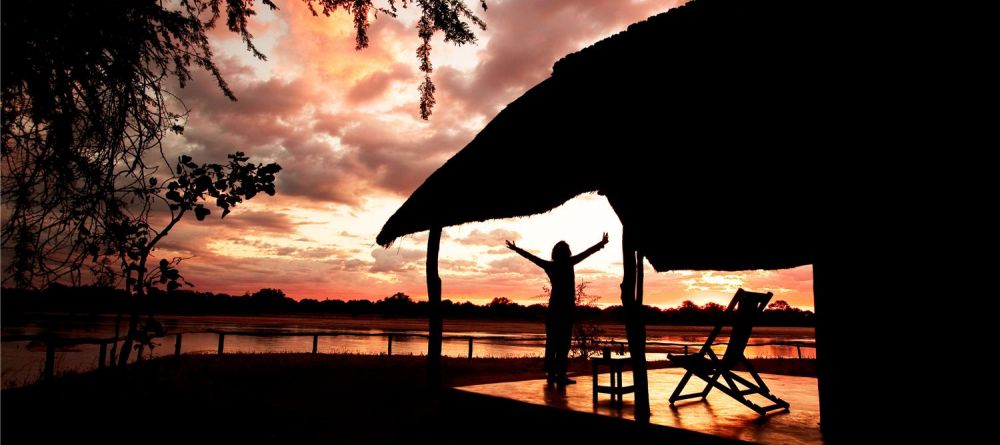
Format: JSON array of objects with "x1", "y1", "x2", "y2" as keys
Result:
[{"x1": 1, "y1": 331, "x2": 816, "y2": 383}]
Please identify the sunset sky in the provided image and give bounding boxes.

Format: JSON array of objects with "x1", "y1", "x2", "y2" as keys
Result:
[{"x1": 155, "y1": 0, "x2": 814, "y2": 309}]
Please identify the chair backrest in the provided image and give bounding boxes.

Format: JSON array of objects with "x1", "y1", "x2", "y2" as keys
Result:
[
  {"x1": 721, "y1": 289, "x2": 772, "y2": 365},
  {"x1": 697, "y1": 288, "x2": 773, "y2": 367}
]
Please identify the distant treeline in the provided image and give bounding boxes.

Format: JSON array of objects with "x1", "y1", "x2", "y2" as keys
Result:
[{"x1": 0, "y1": 285, "x2": 815, "y2": 326}]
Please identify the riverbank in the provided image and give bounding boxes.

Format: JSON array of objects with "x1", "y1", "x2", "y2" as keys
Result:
[{"x1": 1, "y1": 354, "x2": 813, "y2": 443}]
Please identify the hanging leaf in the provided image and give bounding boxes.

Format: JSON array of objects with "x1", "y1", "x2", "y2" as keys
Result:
[
  {"x1": 194, "y1": 175, "x2": 212, "y2": 192},
  {"x1": 194, "y1": 205, "x2": 211, "y2": 221}
]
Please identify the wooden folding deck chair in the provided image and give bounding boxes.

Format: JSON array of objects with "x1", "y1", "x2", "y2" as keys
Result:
[{"x1": 667, "y1": 288, "x2": 790, "y2": 416}]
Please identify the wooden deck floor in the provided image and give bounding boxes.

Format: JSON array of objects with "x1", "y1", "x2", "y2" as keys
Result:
[{"x1": 456, "y1": 367, "x2": 822, "y2": 445}]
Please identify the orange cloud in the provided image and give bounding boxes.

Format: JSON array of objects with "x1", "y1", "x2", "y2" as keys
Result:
[{"x1": 455, "y1": 229, "x2": 522, "y2": 246}]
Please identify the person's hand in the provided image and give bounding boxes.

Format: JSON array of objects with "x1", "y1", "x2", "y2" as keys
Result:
[
  {"x1": 600, "y1": 232, "x2": 609, "y2": 246},
  {"x1": 506, "y1": 240, "x2": 517, "y2": 250}
]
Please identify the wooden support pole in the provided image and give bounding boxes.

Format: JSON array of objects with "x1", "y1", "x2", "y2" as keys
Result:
[
  {"x1": 312, "y1": 335, "x2": 319, "y2": 354},
  {"x1": 44, "y1": 342, "x2": 55, "y2": 381},
  {"x1": 387, "y1": 335, "x2": 393, "y2": 356},
  {"x1": 175, "y1": 334, "x2": 183, "y2": 357},
  {"x1": 620, "y1": 231, "x2": 650, "y2": 421},
  {"x1": 426, "y1": 226, "x2": 443, "y2": 388},
  {"x1": 98, "y1": 342, "x2": 107, "y2": 369},
  {"x1": 468, "y1": 337, "x2": 474, "y2": 359},
  {"x1": 797, "y1": 343, "x2": 803, "y2": 359},
  {"x1": 636, "y1": 251, "x2": 644, "y2": 305},
  {"x1": 217, "y1": 333, "x2": 225, "y2": 355}
]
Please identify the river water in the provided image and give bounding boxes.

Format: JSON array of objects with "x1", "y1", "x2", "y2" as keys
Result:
[{"x1": 1, "y1": 314, "x2": 815, "y2": 388}]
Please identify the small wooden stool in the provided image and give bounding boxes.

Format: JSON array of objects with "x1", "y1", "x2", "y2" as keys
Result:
[{"x1": 591, "y1": 355, "x2": 634, "y2": 405}]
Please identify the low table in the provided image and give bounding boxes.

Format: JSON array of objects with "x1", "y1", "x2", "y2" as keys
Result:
[{"x1": 591, "y1": 356, "x2": 634, "y2": 405}]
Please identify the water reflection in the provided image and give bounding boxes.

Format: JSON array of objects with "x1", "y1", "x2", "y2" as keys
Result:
[{"x1": 2, "y1": 316, "x2": 814, "y2": 388}]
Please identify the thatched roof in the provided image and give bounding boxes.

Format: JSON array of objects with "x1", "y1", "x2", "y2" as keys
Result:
[{"x1": 378, "y1": 0, "x2": 848, "y2": 271}]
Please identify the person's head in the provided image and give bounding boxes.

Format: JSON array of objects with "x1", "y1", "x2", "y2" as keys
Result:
[{"x1": 551, "y1": 241, "x2": 571, "y2": 261}]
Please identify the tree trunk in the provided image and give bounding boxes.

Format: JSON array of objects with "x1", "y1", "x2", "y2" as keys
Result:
[
  {"x1": 117, "y1": 260, "x2": 147, "y2": 367},
  {"x1": 620, "y1": 231, "x2": 650, "y2": 421},
  {"x1": 426, "y1": 226, "x2": 443, "y2": 388},
  {"x1": 118, "y1": 212, "x2": 182, "y2": 367},
  {"x1": 116, "y1": 310, "x2": 139, "y2": 367}
]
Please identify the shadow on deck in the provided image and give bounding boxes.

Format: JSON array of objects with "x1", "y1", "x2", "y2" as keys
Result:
[{"x1": 453, "y1": 367, "x2": 822, "y2": 445}]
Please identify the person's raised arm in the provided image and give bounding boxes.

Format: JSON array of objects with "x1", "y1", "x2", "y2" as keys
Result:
[
  {"x1": 571, "y1": 232, "x2": 609, "y2": 265},
  {"x1": 506, "y1": 240, "x2": 549, "y2": 269}
]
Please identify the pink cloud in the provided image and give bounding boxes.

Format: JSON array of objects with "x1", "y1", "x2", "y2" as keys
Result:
[
  {"x1": 346, "y1": 63, "x2": 415, "y2": 103},
  {"x1": 439, "y1": 0, "x2": 685, "y2": 117},
  {"x1": 168, "y1": 0, "x2": 684, "y2": 207},
  {"x1": 439, "y1": 258, "x2": 481, "y2": 272},
  {"x1": 454, "y1": 229, "x2": 522, "y2": 246},
  {"x1": 369, "y1": 247, "x2": 424, "y2": 273},
  {"x1": 486, "y1": 255, "x2": 540, "y2": 275}
]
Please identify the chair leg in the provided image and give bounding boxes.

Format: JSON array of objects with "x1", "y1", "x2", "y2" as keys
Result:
[
  {"x1": 740, "y1": 358, "x2": 773, "y2": 394},
  {"x1": 614, "y1": 368, "x2": 625, "y2": 405},
  {"x1": 672, "y1": 368, "x2": 789, "y2": 415},
  {"x1": 669, "y1": 369, "x2": 696, "y2": 404},
  {"x1": 734, "y1": 371, "x2": 790, "y2": 411},
  {"x1": 723, "y1": 372, "x2": 740, "y2": 393},
  {"x1": 729, "y1": 367, "x2": 789, "y2": 410},
  {"x1": 759, "y1": 391, "x2": 791, "y2": 411},
  {"x1": 705, "y1": 373, "x2": 766, "y2": 414},
  {"x1": 718, "y1": 371, "x2": 790, "y2": 414},
  {"x1": 699, "y1": 371, "x2": 722, "y2": 398},
  {"x1": 729, "y1": 371, "x2": 763, "y2": 393}
]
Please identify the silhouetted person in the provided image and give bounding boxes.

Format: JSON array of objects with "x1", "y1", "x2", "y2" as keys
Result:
[{"x1": 506, "y1": 233, "x2": 609, "y2": 385}]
